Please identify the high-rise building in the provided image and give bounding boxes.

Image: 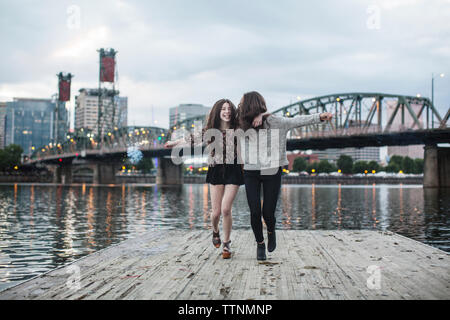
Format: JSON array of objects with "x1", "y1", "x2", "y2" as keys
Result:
[
  {"x1": 4, "y1": 98, "x2": 68, "y2": 155},
  {"x1": 74, "y1": 88, "x2": 127, "y2": 136},
  {"x1": 0, "y1": 102, "x2": 6, "y2": 149},
  {"x1": 169, "y1": 104, "x2": 211, "y2": 128}
]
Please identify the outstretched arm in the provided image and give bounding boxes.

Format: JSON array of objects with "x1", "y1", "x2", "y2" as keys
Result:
[
  {"x1": 164, "y1": 138, "x2": 184, "y2": 149},
  {"x1": 272, "y1": 112, "x2": 333, "y2": 130},
  {"x1": 164, "y1": 128, "x2": 206, "y2": 149}
]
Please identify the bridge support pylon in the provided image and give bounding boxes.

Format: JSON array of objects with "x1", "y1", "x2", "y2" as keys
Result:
[
  {"x1": 48, "y1": 164, "x2": 73, "y2": 184},
  {"x1": 156, "y1": 156, "x2": 183, "y2": 185},
  {"x1": 92, "y1": 162, "x2": 121, "y2": 185},
  {"x1": 423, "y1": 145, "x2": 450, "y2": 188}
]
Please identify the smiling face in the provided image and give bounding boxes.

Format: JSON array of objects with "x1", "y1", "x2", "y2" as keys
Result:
[
  {"x1": 220, "y1": 102, "x2": 232, "y2": 123},
  {"x1": 205, "y1": 99, "x2": 237, "y2": 131}
]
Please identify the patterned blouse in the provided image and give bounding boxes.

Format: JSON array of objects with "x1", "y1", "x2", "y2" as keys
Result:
[{"x1": 181, "y1": 128, "x2": 241, "y2": 167}]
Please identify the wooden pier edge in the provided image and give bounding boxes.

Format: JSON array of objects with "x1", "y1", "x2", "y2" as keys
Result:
[
  {"x1": 1, "y1": 230, "x2": 449, "y2": 300},
  {"x1": 0, "y1": 230, "x2": 154, "y2": 295}
]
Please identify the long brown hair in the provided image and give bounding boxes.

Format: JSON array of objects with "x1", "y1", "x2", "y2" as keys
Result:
[
  {"x1": 237, "y1": 91, "x2": 269, "y2": 131},
  {"x1": 205, "y1": 99, "x2": 238, "y2": 130}
]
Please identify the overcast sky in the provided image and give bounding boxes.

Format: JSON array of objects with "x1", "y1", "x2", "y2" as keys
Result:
[{"x1": 0, "y1": 0, "x2": 449, "y2": 128}]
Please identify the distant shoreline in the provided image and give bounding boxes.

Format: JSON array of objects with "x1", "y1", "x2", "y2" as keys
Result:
[
  {"x1": 185, "y1": 174, "x2": 423, "y2": 185},
  {"x1": 0, "y1": 173, "x2": 423, "y2": 185}
]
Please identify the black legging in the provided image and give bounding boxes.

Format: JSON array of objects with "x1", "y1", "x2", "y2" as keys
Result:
[{"x1": 243, "y1": 167, "x2": 282, "y2": 243}]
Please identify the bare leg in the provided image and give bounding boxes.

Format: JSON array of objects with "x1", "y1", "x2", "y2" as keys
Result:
[
  {"x1": 221, "y1": 184, "x2": 240, "y2": 243},
  {"x1": 209, "y1": 184, "x2": 225, "y2": 233}
]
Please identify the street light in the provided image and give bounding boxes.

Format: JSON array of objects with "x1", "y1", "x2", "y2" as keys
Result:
[{"x1": 431, "y1": 72, "x2": 445, "y2": 128}]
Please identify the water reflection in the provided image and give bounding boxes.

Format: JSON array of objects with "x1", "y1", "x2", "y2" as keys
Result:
[
  {"x1": 203, "y1": 184, "x2": 209, "y2": 229},
  {"x1": 188, "y1": 185, "x2": 194, "y2": 229},
  {"x1": 337, "y1": 184, "x2": 342, "y2": 229},
  {"x1": 86, "y1": 186, "x2": 95, "y2": 250},
  {"x1": 0, "y1": 183, "x2": 449, "y2": 291},
  {"x1": 311, "y1": 184, "x2": 316, "y2": 229}
]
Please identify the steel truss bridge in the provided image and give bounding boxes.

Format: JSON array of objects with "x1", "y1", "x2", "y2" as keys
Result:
[{"x1": 27, "y1": 92, "x2": 450, "y2": 165}]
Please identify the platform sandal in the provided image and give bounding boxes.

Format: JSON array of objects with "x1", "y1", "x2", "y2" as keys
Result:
[{"x1": 222, "y1": 240, "x2": 231, "y2": 259}]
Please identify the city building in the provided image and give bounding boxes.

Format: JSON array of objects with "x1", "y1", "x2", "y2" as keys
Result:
[
  {"x1": 4, "y1": 97, "x2": 68, "y2": 155},
  {"x1": 387, "y1": 144, "x2": 424, "y2": 160},
  {"x1": 312, "y1": 147, "x2": 381, "y2": 163},
  {"x1": 0, "y1": 102, "x2": 6, "y2": 149},
  {"x1": 386, "y1": 100, "x2": 424, "y2": 160},
  {"x1": 310, "y1": 120, "x2": 381, "y2": 163},
  {"x1": 169, "y1": 103, "x2": 211, "y2": 128},
  {"x1": 74, "y1": 88, "x2": 128, "y2": 136}
]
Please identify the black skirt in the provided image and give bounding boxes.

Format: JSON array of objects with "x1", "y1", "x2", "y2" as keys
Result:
[{"x1": 206, "y1": 163, "x2": 244, "y2": 186}]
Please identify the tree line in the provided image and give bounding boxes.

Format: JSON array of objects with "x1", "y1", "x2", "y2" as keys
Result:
[
  {"x1": 0, "y1": 144, "x2": 23, "y2": 171},
  {"x1": 292, "y1": 154, "x2": 424, "y2": 174}
]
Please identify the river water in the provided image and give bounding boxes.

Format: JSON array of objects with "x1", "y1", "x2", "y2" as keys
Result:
[{"x1": 0, "y1": 183, "x2": 449, "y2": 291}]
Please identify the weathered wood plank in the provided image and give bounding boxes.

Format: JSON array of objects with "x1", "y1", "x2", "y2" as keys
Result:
[
  {"x1": 328, "y1": 230, "x2": 450, "y2": 299},
  {"x1": 0, "y1": 230, "x2": 448, "y2": 300}
]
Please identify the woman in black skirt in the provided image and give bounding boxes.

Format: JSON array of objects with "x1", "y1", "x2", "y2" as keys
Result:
[{"x1": 164, "y1": 99, "x2": 244, "y2": 259}]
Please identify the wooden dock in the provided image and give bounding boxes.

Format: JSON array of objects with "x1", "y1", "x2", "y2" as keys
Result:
[{"x1": 0, "y1": 230, "x2": 449, "y2": 300}]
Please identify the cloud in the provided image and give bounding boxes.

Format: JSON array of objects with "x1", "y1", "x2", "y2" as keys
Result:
[
  {"x1": 0, "y1": 0, "x2": 449, "y2": 128},
  {"x1": 52, "y1": 26, "x2": 110, "y2": 59}
]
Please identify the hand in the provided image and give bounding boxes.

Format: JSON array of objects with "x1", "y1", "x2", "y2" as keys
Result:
[
  {"x1": 320, "y1": 112, "x2": 333, "y2": 121},
  {"x1": 252, "y1": 114, "x2": 264, "y2": 127},
  {"x1": 164, "y1": 141, "x2": 177, "y2": 149}
]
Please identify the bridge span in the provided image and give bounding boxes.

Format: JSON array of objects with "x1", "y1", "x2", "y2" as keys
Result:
[{"x1": 24, "y1": 93, "x2": 450, "y2": 187}]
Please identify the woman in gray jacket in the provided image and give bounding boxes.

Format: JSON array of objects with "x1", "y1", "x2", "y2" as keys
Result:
[{"x1": 237, "y1": 91, "x2": 333, "y2": 260}]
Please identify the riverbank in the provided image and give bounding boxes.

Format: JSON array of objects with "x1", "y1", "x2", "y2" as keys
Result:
[
  {"x1": 0, "y1": 173, "x2": 423, "y2": 185},
  {"x1": 119, "y1": 174, "x2": 423, "y2": 185},
  {"x1": 0, "y1": 172, "x2": 53, "y2": 183},
  {"x1": 1, "y1": 230, "x2": 448, "y2": 300}
]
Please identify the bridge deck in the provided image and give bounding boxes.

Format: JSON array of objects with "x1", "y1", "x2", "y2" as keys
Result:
[{"x1": 1, "y1": 230, "x2": 448, "y2": 300}]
